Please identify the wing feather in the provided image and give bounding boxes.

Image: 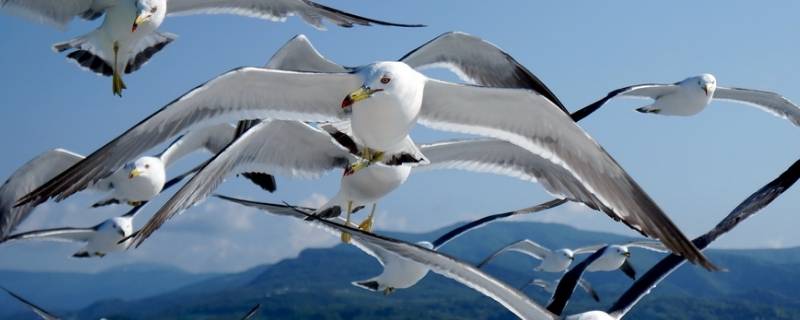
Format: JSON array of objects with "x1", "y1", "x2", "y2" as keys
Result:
[{"x1": 714, "y1": 86, "x2": 800, "y2": 127}]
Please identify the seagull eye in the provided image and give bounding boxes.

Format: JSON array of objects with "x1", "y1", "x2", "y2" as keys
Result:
[
  {"x1": 150, "y1": 7, "x2": 158, "y2": 13},
  {"x1": 380, "y1": 77, "x2": 391, "y2": 84},
  {"x1": 145, "y1": 164, "x2": 150, "y2": 169}
]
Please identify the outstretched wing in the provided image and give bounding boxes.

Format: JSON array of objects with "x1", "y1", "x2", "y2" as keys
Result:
[
  {"x1": 624, "y1": 240, "x2": 668, "y2": 253},
  {"x1": 2, "y1": 227, "x2": 95, "y2": 244},
  {"x1": 714, "y1": 86, "x2": 800, "y2": 127},
  {"x1": 1, "y1": 149, "x2": 84, "y2": 239},
  {"x1": 132, "y1": 120, "x2": 355, "y2": 246},
  {"x1": 477, "y1": 239, "x2": 552, "y2": 268},
  {"x1": 547, "y1": 247, "x2": 608, "y2": 315},
  {"x1": 1, "y1": 287, "x2": 60, "y2": 320},
  {"x1": 400, "y1": 31, "x2": 568, "y2": 113},
  {"x1": 166, "y1": 0, "x2": 424, "y2": 28},
  {"x1": 0, "y1": 0, "x2": 113, "y2": 28},
  {"x1": 419, "y1": 79, "x2": 715, "y2": 270},
  {"x1": 572, "y1": 244, "x2": 608, "y2": 255},
  {"x1": 570, "y1": 83, "x2": 677, "y2": 121},
  {"x1": 158, "y1": 123, "x2": 237, "y2": 167},
  {"x1": 16, "y1": 68, "x2": 360, "y2": 209}
]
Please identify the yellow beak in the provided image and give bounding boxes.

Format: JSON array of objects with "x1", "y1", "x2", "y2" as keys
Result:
[
  {"x1": 623, "y1": 252, "x2": 631, "y2": 257},
  {"x1": 342, "y1": 86, "x2": 382, "y2": 108},
  {"x1": 132, "y1": 14, "x2": 150, "y2": 32},
  {"x1": 129, "y1": 168, "x2": 142, "y2": 179}
]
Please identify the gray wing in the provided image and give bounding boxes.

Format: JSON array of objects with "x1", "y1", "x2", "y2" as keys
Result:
[
  {"x1": 417, "y1": 139, "x2": 598, "y2": 207},
  {"x1": 158, "y1": 123, "x2": 237, "y2": 167},
  {"x1": 571, "y1": 244, "x2": 609, "y2": 255},
  {"x1": 1, "y1": 149, "x2": 84, "y2": 239},
  {"x1": 166, "y1": 0, "x2": 424, "y2": 28},
  {"x1": 16, "y1": 68, "x2": 361, "y2": 208},
  {"x1": 265, "y1": 34, "x2": 349, "y2": 73},
  {"x1": 714, "y1": 86, "x2": 800, "y2": 127},
  {"x1": 131, "y1": 120, "x2": 355, "y2": 246},
  {"x1": 419, "y1": 79, "x2": 715, "y2": 270},
  {"x1": 0, "y1": 0, "x2": 113, "y2": 28},
  {"x1": 607, "y1": 157, "x2": 800, "y2": 319},
  {"x1": 214, "y1": 195, "x2": 389, "y2": 267},
  {"x1": 400, "y1": 31, "x2": 567, "y2": 113},
  {"x1": 1, "y1": 227, "x2": 95, "y2": 244},
  {"x1": 477, "y1": 239, "x2": 551, "y2": 268},
  {"x1": 570, "y1": 83, "x2": 677, "y2": 121},
  {"x1": 624, "y1": 240, "x2": 668, "y2": 253},
  {"x1": 309, "y1": 214, "x2": 557, "y2": 320},
  {"x1": 240, "y1": 303, "x2": 260, "y2": 320},
  {"x1": 1, "y1": 287, "x2": 60, "y2": 320}
]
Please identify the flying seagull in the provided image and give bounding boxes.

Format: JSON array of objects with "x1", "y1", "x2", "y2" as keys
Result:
[
  {"x1": 570, "y1": 74, "x2": 800, "y2": 125},
  {"x1": 1, "y1": 0, "x2": 423, "y2": 96},
  {"x1": 133, "y1": 118, "x2": 579, "y2": 245},
  {"x1": 551, "y1": 156, "x2": 800, "y2": 319},
  {"x1": 16, "y1": 35, "x2": 715, "y2": 270},
  {"x1": 1, "y1": 286, "x2": 60, "y2": 320},
  {"x1": 217, "y1": 194, "x2": 566, "y2": 297},
  {"x1": 0, "y1": 170, "x2": 189, "y2": 257},
  {"x1": 1, "y1": 122, "x2": 269, "y2": 240}
]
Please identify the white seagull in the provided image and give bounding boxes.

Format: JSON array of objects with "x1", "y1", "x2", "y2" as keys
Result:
[
  {"x1": 550, "y1": 157, "x2": 800, "y2": 320},
  {"x1": 1, "y1": 286, "x2": 60, "y2": 320},
  {"x1": 1, "y1": 0, "x2": 422, "y2": 96},
  {"x1": 216, "y1": 194, "x2": 566, "y2": 296},
  {"x1": 571, "y1": 74, "x2": 800, "y2": 125},
  {"x1": 477, "y1": 239, "x2": 606, "y2": 273},
  {"x1": 0, "y1": 170, "x2": 189, "y2": 257},
  {"x1": 16, "y1": 34, "x2": 715, "y2": 269},
  {"x1": 584, "y1": 241, "x2": 667, "y2": 279}
]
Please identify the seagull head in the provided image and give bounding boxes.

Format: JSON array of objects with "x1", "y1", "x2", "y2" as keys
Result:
[
  {"x1": 614, "y1": 245, "x2": 631, "y2": 258},
  {"x1": 126, "y1": 156, "x2": 166, "y2": 184},
  {"x1": 557, "y1": 248, "x2": 575, "y2": 261},
  {"x1": 132, "y1": 0, "x2": 161, "y2": 32},
  {"x1": 342, "y1": 62, "x2": 424, "y2": 109},
  {"x1": 685, "y1": 73, "x2": 717, "y2": 96},
  {"x1": 100, "y1": 218, "x2": 130, "y2": 238}
]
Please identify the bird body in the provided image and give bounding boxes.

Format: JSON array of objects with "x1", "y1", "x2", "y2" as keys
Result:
[
  {"x1": 321, "y1": 164, "x2": 411, "y2": 215},
  {"x1": 634, "y1": 74, "x2": 715, "y2": 116},
  {"x1": 537, "y1": 249, "x2": 575, "y2": 272},
  {"x1": 74, "y1": 215, "x2": 134, "y2": 257}
]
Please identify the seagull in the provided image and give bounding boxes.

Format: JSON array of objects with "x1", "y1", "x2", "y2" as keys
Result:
[
  {"x1": 216, "y1": 194, "x2": 566, "y2": 296},
  {"x1": 570, "y1": 74, "x2": 800, "y2": 125},
  {"x1": 551, "y1": 157, "x2": 800, "y2": 320},
  {"x1": 0, "y1": 170, "x2": 189, "y2": 257},
  {"x1": 477, "y1": 239, "x2": 606, "y2": 273},
  {"x1": 584, "y1": 241, "x2": 667, "y2": 279},
  {"x1": 16, "y1": 35, "x2": 715, "y2": 270},
  {"x1": 1, "y1": 0, "x2": 423, "y2": 96},
  {"x1": 525, "y1": 278, "x2": 600, "y2": 303},
  {"x1": 1, "y1": 286, "x2": 60, "y2": 320},
  {"x1": 0, "y1": 122, "x2": 267, "y2": 240}
]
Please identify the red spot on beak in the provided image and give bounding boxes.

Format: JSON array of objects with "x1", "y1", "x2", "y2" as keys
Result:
[
  {"x1": 342, "y1": 95, "x2": 354, "y2": 109},
  {"x1": 132, "y1": 23, "x2": 138, "y2": 33}
]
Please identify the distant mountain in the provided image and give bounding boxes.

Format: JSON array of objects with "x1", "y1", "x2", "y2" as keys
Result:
[
  {"x1": 0, "y1": 263, "x2": 218, "y2": 319},
  {"x1": 11, "y1": 221, "x2": 800, "y2": 319}
]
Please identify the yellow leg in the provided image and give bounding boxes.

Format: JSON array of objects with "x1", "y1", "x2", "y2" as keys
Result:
[
  {"x1": 112, "y1": 41, "x2": 126, "y2": 97},
  {"x1": 340, "y1": 201, "x2": 353, "y2": 243},
  {"x1": 344, "y1": 149, "x2": 385, "y2": 176},
  {"x1": 357, "y1": 203, "x2": 376, "y2": 233}
]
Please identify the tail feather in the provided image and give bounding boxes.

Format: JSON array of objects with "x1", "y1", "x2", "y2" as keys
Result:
[
  {"x1": 55, "y1": 33, "x2": 114, "y2": 77},
  {"x1": 124, "y1": 32, "x2": 176, "y2": 74},
  {"x1": 635, "y1": 105, "x2": 661, "y2": 114}
]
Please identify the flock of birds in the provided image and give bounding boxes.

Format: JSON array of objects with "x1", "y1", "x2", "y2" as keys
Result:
[{"x1": 1, "y1": 0, "x2": 800, "y2": 319}]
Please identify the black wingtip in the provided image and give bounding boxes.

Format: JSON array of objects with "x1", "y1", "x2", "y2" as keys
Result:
[{"x1": 241, "y1": 172, "x2": 277, "y2": 193}]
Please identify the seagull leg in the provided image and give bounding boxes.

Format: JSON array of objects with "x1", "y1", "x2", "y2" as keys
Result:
[
  {"x1": 340, "y1": 201, "x2": 354, "y2": 243},
  {"x1": 111, "y1": 41, "x2": 127, "y2": 97},
  {"x1": 357, "y1": 203, "x2": 376, "y2": 233}
]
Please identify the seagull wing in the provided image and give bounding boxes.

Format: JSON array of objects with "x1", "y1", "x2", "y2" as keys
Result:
[
  {"x1": 166, "y1": 0, "x2": 424, "y2": 28},
  {"x1": 1, "y1": 149, "x2": 84, "y2": 239},
  {"x1": 240, "y1": 303, "x2": 260, "y2": 320},
  {"x1": 399, "y1": 31, "x2": 567, "y2": 113},
  {"x1": 309, "y1": 215, "x2": 557, "y2": 320},
  {"x1": 213, "y1": 195, "x2": 388, "y2": 267},
  {"x1": 131, "y1": 120, "x2": 354, "y2": 245},
  {"x1": 624, "y1": 240, "x2": 668, "y2": 253},
  {"x1": 16, "y1": 68, "x2": 360, "y2": 208},
  {"x1": 0, "y1": 0, "x2": 113, "y2": 28},
  {"x1": 547, "y1": 247, "x2": 608, "y2": 315},
  {"x1": 570, "y1": 83, "x2": 677, "y2": 121},
  {"x1": 572, "y1": 244, "x2": 608, "y2": 255},
  {"x1": 418, "y1": 79, "x2": 715, "y2": 270},
  {"x1": 2, "y1": 227, "x2": 95, "y2": 244},
  {"x1": 714, "y1": 86, "x2": 800, "y2": 127},
  {"x1": 430, "y1": 199, "x2": 567, "y2": 250},
  {"x1": 607, "y1": 157, "x2": 800, "y2": 319},
  {"x1": 159, "y1": 123, "x2": 237, "y2": 167},
  {"x1": 1, "y1": 287, "x2": 60, "y2": 320},
  {"x1": 477, "y1": 239, "x2": 551, "y2": 268},
  {"x1": 265, "y1": 34, "x2": 349, "y2": 73},
  {"x1": 417, "y1": 139, "x2": 599, "y2": 207}
]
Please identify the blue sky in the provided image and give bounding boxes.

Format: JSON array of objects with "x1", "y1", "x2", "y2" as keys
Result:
[{"x1": 0, "y1": 1, "x2": 799, "y2": 273}]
